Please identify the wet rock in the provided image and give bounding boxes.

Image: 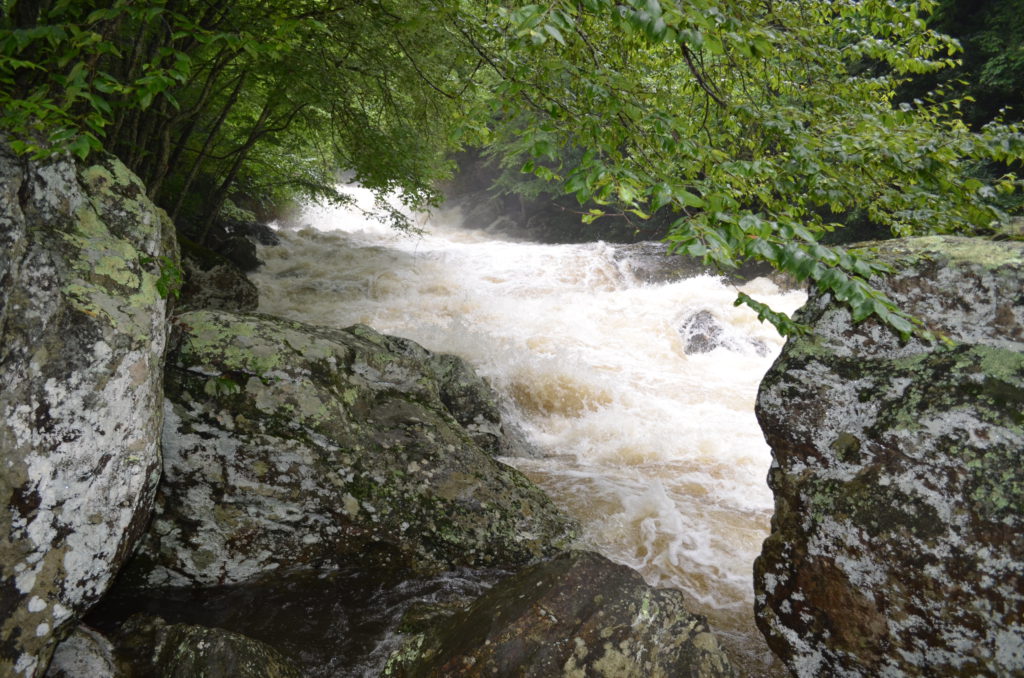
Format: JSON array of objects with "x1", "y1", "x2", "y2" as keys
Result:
[
  {"x1": 613, "y1": 242, "x2": 712, "y2": 284},
  {"x1": 680, "y1": 310, "x2": 725, "y2": 354},
  {"x1": 114, "y1": 615, "x2": 302, "y2": 678},
  {"x1": 755, "y1": 236, "x2": 1024, "y2": 676},
  {"x1": 44, "y1": 626, "x2": 120, "y2": 678},
  {"x1": 177, "y1": 237, "x2": 259, "y2": 312},
  {"x1": 86, "y1": 564, "x2": 502, "y2": 678},
  {"x1": 679, "y1": 310, "x2": 768, "y2": 356},
  {"x1": 383, "y1": 550, "x2": 736, "y2": 678},
  {"x1": 0, "y1": 144, "x2": 177, "y2": 677},
  {"x1": 125, "y1": 309, "x2": 576, "y2": 587},
  {"x1": 179, "y1": 256, "x2": 259, "y2": 312}
]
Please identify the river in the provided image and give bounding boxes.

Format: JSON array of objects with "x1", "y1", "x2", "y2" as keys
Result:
[{"x1": 249, "y1": 189, "x2": 806, "y2": 676}]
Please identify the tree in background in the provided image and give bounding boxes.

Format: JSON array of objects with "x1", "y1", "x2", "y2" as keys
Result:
[
  {"x1": 2, "y1": 0, "x2": 1023, "y2": 336},
  {"x1": 454, "y1": 0, "x2": 1024, "y2": 334},
  {"x1": 1, "y1": 0, "x2": 480, "y2": 236},
  {"x1": 926, "y1": 0, "x2": 1024, "y2": 127}
]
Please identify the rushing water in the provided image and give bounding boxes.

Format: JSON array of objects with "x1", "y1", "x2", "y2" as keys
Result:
[{"x1": 250, "y1": 190, "x2": 806, "y2": 676}]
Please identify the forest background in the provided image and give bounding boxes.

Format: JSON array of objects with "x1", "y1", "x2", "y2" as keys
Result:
[{"x1": 2, "y1": 0, "x2": 1023, "y2": 335}]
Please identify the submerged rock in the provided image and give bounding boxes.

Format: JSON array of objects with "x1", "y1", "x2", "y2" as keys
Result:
[
  {"x1": 755, "y1": 236, "x2": 1024, "y2": 676},
  {"x1": 126, "y1": 309, "x2": 575, "y2": 587},
  {"x1": 0, "y1": 144, "x2": 177, "y2": 677},
  {"x1": 678, "y1": 309, "x2": 769, "y2": 356},
  {"x1": 383, "y1": 550, "x2": 736, "y2": 678}
]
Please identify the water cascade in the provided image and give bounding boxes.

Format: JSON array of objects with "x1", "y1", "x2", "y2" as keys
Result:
[{"x1": 250, "y1": 191, "x2": 806, "y2": 676}]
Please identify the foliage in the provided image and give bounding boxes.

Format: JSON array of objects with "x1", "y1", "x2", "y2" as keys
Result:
[
  {"x1": 0, "y1": 0, "x2": 480, "y2": 234},
  {"x1": 924, "y1": 0, "x2": 1024, "y2": 127},
  {"x1": 3, "y1": 0, "x2": 1023, "y2": 337},
  {"x1": 452, "y1": 0, "x2": 1024, "y2": 337},
  {"x1": 139, "y1": 253, "x2": 184, "y2": 299}
]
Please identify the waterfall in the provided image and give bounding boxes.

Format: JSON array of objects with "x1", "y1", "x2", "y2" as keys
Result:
[{"x1": 250, "y1": 189, "x2": 806, "y2": 675}]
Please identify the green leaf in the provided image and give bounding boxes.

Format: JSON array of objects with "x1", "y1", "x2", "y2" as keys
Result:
[
  {"x1": 678, "y1": 190, "x2": 705, "y2": 208},
  {"x1": 543, "y1": 24, "x2": 566, "y2": 45},
  {"x1": 68, "y1": 135, "x2": 91, "y2": 160}
]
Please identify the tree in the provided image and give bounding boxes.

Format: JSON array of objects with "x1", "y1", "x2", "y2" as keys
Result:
[
  {"x1": 449, "y1": 0, "x2": 1024, "y2": 335},
  {"x1": 923, "y1": 0, "x2": 1024, "y2": 128},
  {"x1": 1, "y1": 0, "x2": 481, "y2": 234}
]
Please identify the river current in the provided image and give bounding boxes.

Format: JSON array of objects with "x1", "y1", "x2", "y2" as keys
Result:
[{"x1": 249, "y1": 190, "x2": 806, "y2": 676}]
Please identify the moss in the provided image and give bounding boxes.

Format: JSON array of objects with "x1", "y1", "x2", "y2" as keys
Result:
[
  {"x1": 857, "y1": 236, "x2": 1024, "y2": 270},
  {"x1": 976, "y1": 345, "x2": 1024, "y2": 386}
]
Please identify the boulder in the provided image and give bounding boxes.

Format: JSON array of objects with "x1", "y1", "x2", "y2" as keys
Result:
[
  {"x1": 176, "y1": 237, "x2": 259, "y2": 313},
  {"x1": 755, "y1": 236, "x2": 1024, "y2": 676},
  {"x1": 44, "y1": 626, "x2": 119, "y2": 678},
  {"x1": 383, "y1": 550, "x2": 735, "y2": 678},
  {"x1": 126, "y1": 309, "x2": 575, "y2": 587},
  {"x1": 678, "y1": 309, "x2": 769, "y2": 356},
  {"x1": 178, "y1": 255, "x2": 259, "y2": 312},
  {"x1": 113, "y1": 615, "x2": 302, "y2": 678},
  {"x1": 0, "y1": 145, "x2": 177, "y2": 677}
]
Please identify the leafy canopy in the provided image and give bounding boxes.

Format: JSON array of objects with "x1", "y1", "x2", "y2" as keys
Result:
[
  {"x1": 2, "y1": 0, "x2": 1023, "y2": 337},
  {"x1": 456, "y1": 0, "x2": 1024, "y2": 337},
  {"x1": 1, "y1": 0, "x2": 481, "y2": 232}
]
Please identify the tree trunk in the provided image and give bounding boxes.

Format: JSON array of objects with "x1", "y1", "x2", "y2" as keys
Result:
[{"x1": 170, "y1": 70, "x2": 248, "y2": 222}]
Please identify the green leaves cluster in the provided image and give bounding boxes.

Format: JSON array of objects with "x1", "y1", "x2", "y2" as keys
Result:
[
  {"x1": 139, "y1": 253, "x2": 184, "y2": 300},
  {"x1": 2, "y1": 0, "x2": 482, "y2": 234},
  {"x1": 462, "y1": 0, "x2": 1024, "y2": 338},
  {"x1": 1, "y1": 1, "x2": 195, "y2": 160}
]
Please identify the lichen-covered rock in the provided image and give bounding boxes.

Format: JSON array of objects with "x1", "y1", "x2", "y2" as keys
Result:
[
  {"x1": 113, "y1": 615, "x2": 302, "y2": 678},
  {"x1": 0, "y1": 144, "x2": 177, "y2": 677},
  {"x1": 755, "y1": 236, "x2": 1024, "y2": 676},
  {"x1": 126, "y1": 309, "x2": 575, "y2": 586},
  {"x1": 383, "y1": 550, "x2": 735, "y2": 678},
  {"x1": 44, "y1": 626, "x2": 120, "y2": 678}
]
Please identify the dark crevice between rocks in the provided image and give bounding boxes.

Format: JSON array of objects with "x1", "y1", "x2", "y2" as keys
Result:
[{"x1": 85, "y1": 566, "x2": 506, "y2": 678}]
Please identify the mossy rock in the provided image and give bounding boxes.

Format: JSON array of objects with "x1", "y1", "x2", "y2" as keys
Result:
[
  {"x1": 383, "y1": 550, "x2": 735, "y2": 678},
  {"x1": 125, "y1": 309, "x2": 576, "y2": 588},
  {"x1": 755, "y1": 236, "x2": 1024, "y2": 677}
]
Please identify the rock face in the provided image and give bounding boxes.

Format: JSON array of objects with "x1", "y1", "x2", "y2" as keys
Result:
[
  {"x1": 127, "y1": 309, "x2": 576, "y2": 587},
  {"x1": 0, "y1": 146, "x2": 177, "y2": 677},
  {"x1": 755, "y1": 236, "x2": 1024, "y2": 676},
  {"x1": 384, "y1": 550, "x2": 736, "y2": 678}
]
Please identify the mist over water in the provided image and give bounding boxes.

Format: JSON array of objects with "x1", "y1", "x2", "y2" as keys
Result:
[{"x1": 251, "y1": 190, "x2": 806, "y2": 675}]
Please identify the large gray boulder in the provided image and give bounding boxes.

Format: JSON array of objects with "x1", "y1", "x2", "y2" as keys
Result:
[
  {"x1": 127, "y1": 309, "x2": 576, "y2": 587},
  {"x1": 0, "y1": 146, "x2": 177, "y2": 677},
  {"x1": 755, "y1": 236, "x2": 1024, "y2": 676},
  {"x1": 383, "y1": 550, "x2": 736, "y2": 678}
]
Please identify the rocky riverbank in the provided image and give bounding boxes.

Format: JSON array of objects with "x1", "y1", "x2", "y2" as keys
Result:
[
  {"x1": 1, "y1": 147, "x2": 737, "y2": 677},
  {"x1": 755, "y1": 237, "x2": 1024, "y2": 676}
]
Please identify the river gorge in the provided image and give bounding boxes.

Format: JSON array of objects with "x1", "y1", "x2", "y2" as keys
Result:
[{"x1": 250, "y1": 191, "x2": 806, "y2": 676}]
